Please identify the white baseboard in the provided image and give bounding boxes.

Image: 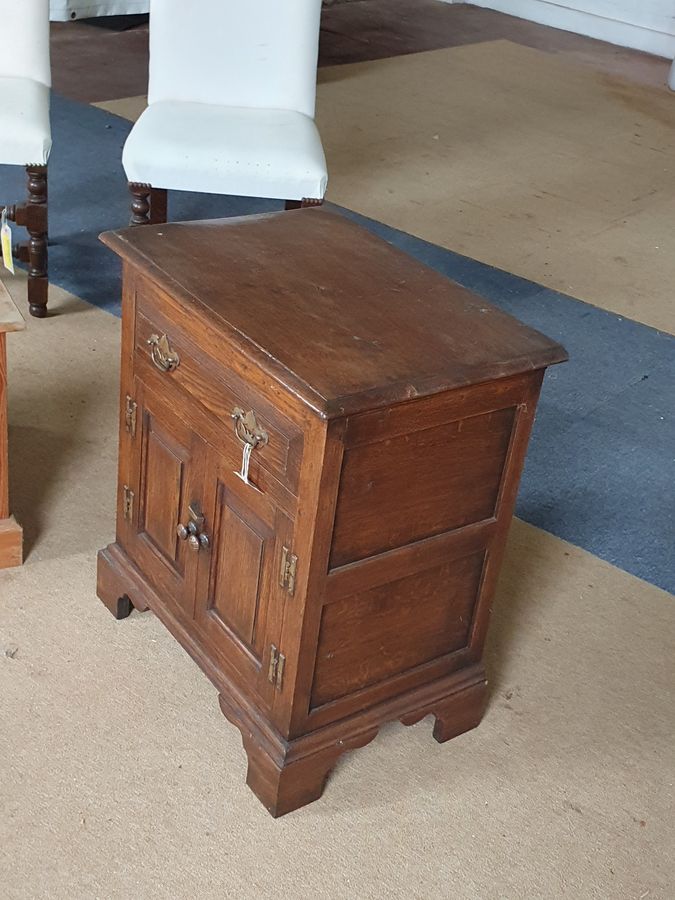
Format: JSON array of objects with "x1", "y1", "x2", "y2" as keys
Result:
[
  {"x1": 445, "y1": 0, "x2": 675, "y2": 59},
  {"x1": 49, "y1": 1, "x2": 149, "y2": 20}
]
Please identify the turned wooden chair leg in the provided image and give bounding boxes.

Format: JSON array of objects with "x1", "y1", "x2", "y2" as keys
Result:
[
  {"x1": 129, "y1": 182, "x2": 152, "y2": 226},
  {"x1": 25, "y1": 165, "x2": 48, "y2": 319},
  {"x1": 129, "y1": 183, "x2": 168, "y2": 226},
  {"x1": 284, "y1": 198, "x2": 324, "y2": 211},
  {"x1": 150, "y1": 188, "x2": 168, "y2": 225}
]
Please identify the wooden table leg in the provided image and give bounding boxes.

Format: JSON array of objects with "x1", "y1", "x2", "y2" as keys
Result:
[{"x1": 0, "y1": 333, "x2": 22, "y2": 569}]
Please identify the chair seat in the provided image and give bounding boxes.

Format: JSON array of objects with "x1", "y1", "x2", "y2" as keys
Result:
[
  {"x1": 0, "y1": 77, "x2": 51, "y2": 167},
  {"x1": 122, "y1": 101, "x2": 328, "y2": 201}
]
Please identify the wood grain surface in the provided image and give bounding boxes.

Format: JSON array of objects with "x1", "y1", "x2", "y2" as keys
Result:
[
  {"x1": 101, "y1": 208, "x2": 567, "y2": 417},
  {"x1": 97, "y1": 209, "x2": 565, "y2": 814}
]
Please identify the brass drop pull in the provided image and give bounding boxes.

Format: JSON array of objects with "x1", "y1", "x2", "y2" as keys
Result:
[
  {"x1": 176, "y1": 503, "x2": 210, "y2": 552},
  {"x1": 231, "y1": 407, "x2": 268, "y2": 492},
  {"x1": 147, "y1": 333, "x2": 180, "y2": 373}
]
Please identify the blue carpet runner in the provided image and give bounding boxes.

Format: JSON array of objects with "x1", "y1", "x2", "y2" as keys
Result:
[{"x1": 1, "y1": 93, "x2": 673, "y2": 592}]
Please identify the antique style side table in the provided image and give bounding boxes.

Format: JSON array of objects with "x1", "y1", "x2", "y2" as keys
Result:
[
  {"x1": 0, "y1": 279, "x2": 25, "y2": 569},
  {"x1": 97, "y1": 209, "x2": 567, "y2": 816}
]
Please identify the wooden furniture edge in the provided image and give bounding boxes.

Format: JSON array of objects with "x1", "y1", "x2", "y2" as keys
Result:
[
  {"x1": 99, "y1": 223, "x2": 568, "y2": 421},
  {"x1": 0, "y1": 280, "x2": 27, "y2": 333},
  {"x1": 0, "y1": 515, "x2": 23, "y2": 569}
]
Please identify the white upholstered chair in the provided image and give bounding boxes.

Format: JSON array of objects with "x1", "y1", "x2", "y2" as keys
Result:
[
  {"x1": 0, "y1": 0, "x2": 51, "y2": 317},
  {"x1": 122, "y1": 0, "x2": 327, "y2": 226}
]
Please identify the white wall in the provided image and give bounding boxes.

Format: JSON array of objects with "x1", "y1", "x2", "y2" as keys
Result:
[{"x1": 444, "y1": 0, "x2": 675, "y2": 58}]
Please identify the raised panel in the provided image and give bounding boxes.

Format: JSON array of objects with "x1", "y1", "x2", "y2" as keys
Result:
[
  {"x1": 207, "y1": 485, "x2": 273, "y2": 660},
  {"x1": 120, "y1": 381, "x2": 205, "y2": 618},
  {"x1": 331, "y1": 406, "x2": 516, "y2": 567},
  {"x1": 311, "y1": 551, "x2": 485, "y2": 709},
  {"x1": 140, "y1": 421, "x2": 185, "y2": 569},
  {"x1": 193, "y1": 440, "x2": 296, "y2": 717}
]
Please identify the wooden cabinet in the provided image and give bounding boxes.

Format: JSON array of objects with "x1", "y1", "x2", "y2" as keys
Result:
[
  {"x1": 0, "y1": 280, "x2": 24, "y2": 570},
  {"x1": 97, "y1": 209, "x2": 566, "y2": 816}
]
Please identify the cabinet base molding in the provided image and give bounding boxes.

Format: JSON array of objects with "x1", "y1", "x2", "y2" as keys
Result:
[
  {"x1": 220, "y1": 669, "x2": 487, "y2": 817},
  {"x1": 97, "y1": 543, "x2": 150, "y2": 617},
  {"x1": 97, "y1": 540, "x2": 488, "y2": 816},
  {"x1": 0, "y1": 516, "x2": 23, "y2": 570}
]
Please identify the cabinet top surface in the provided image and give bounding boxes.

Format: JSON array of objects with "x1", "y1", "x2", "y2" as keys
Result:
[{"x1": 102, "y1": 209, "x2": 567, "y2": 417}]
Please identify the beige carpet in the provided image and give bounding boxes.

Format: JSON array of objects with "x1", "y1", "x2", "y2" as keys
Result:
[
  {"x1": 0, "y1": 272, "x2": 673, "y2": 898},
  {"x1": 99, "y1": 40, "x2": 675, "y2": 335},
  {"x1": 321, "y1": 40, "x2": 675, "y2": 335}
]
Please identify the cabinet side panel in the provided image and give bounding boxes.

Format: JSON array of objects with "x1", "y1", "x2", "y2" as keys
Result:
[
  {"x1": 312, "y1": 550, "x2": 485, "y2": 708},
  {"x1": 331, "y1": 404, "x2": 515, "y2": 567},
  {"x1": 302, "y1": 373, "x2": 544, "y2": 732}
]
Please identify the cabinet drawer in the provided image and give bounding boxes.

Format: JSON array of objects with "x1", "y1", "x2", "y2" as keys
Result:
[{"x1": 133, "y1": 283, "x2": 302, "y2": 496}]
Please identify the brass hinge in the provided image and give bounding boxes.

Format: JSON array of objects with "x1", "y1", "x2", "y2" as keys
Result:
[
  {"x1": 267, "y1": 644, "x2": 286, "y2": 690},
  {"x1": 124, "y1": 395, "x2": 137, "y2": 437},
  {"x1": 279, "y1": 546, "x2": 297, "y2": 596},
  {"x1": 122, "y1": 485, "x2": 134, "y2": 521}
]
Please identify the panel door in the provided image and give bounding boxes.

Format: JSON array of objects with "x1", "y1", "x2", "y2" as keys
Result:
[
  {"x1": 194, "y1": 445, "x2": 293, "y2": 710},
  {"x1": 118, "y1": 380, "x2": 205, "y2": 618}
]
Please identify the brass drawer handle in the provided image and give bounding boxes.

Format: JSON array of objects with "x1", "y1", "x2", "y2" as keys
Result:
[
  {"x1": 176, "y1": 503, "x2": 210, "y2": 552},
  {"x1": 231, "y1": 407, "x2": 268, "y2": 491},
  {"x1": 147, "y1": 333, "x2": 180, "y2": 373}
]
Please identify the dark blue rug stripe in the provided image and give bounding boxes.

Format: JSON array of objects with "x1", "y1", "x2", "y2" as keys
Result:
[
  {"x1": 1, "y1": 93, "x2": 673, "y2": 593},
  {"x1": 341, "y1": 209, "x2": 675, "y2": 595}
]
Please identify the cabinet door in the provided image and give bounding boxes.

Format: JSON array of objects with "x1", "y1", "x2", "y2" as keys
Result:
[
  {"x1": 118, "y1": 380, "x2": 205, "y2": 618},
  {"x1": 194, "y1": 446, "x2": 293, "y2": 709}
]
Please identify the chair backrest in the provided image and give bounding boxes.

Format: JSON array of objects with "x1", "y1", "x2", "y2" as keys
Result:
[
  {"x1": 1, "y1": 0, "x2": 51, "y2": 86},
  {"x1": 148, "y1": 0, "x2": 323, "y2": 118}
]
